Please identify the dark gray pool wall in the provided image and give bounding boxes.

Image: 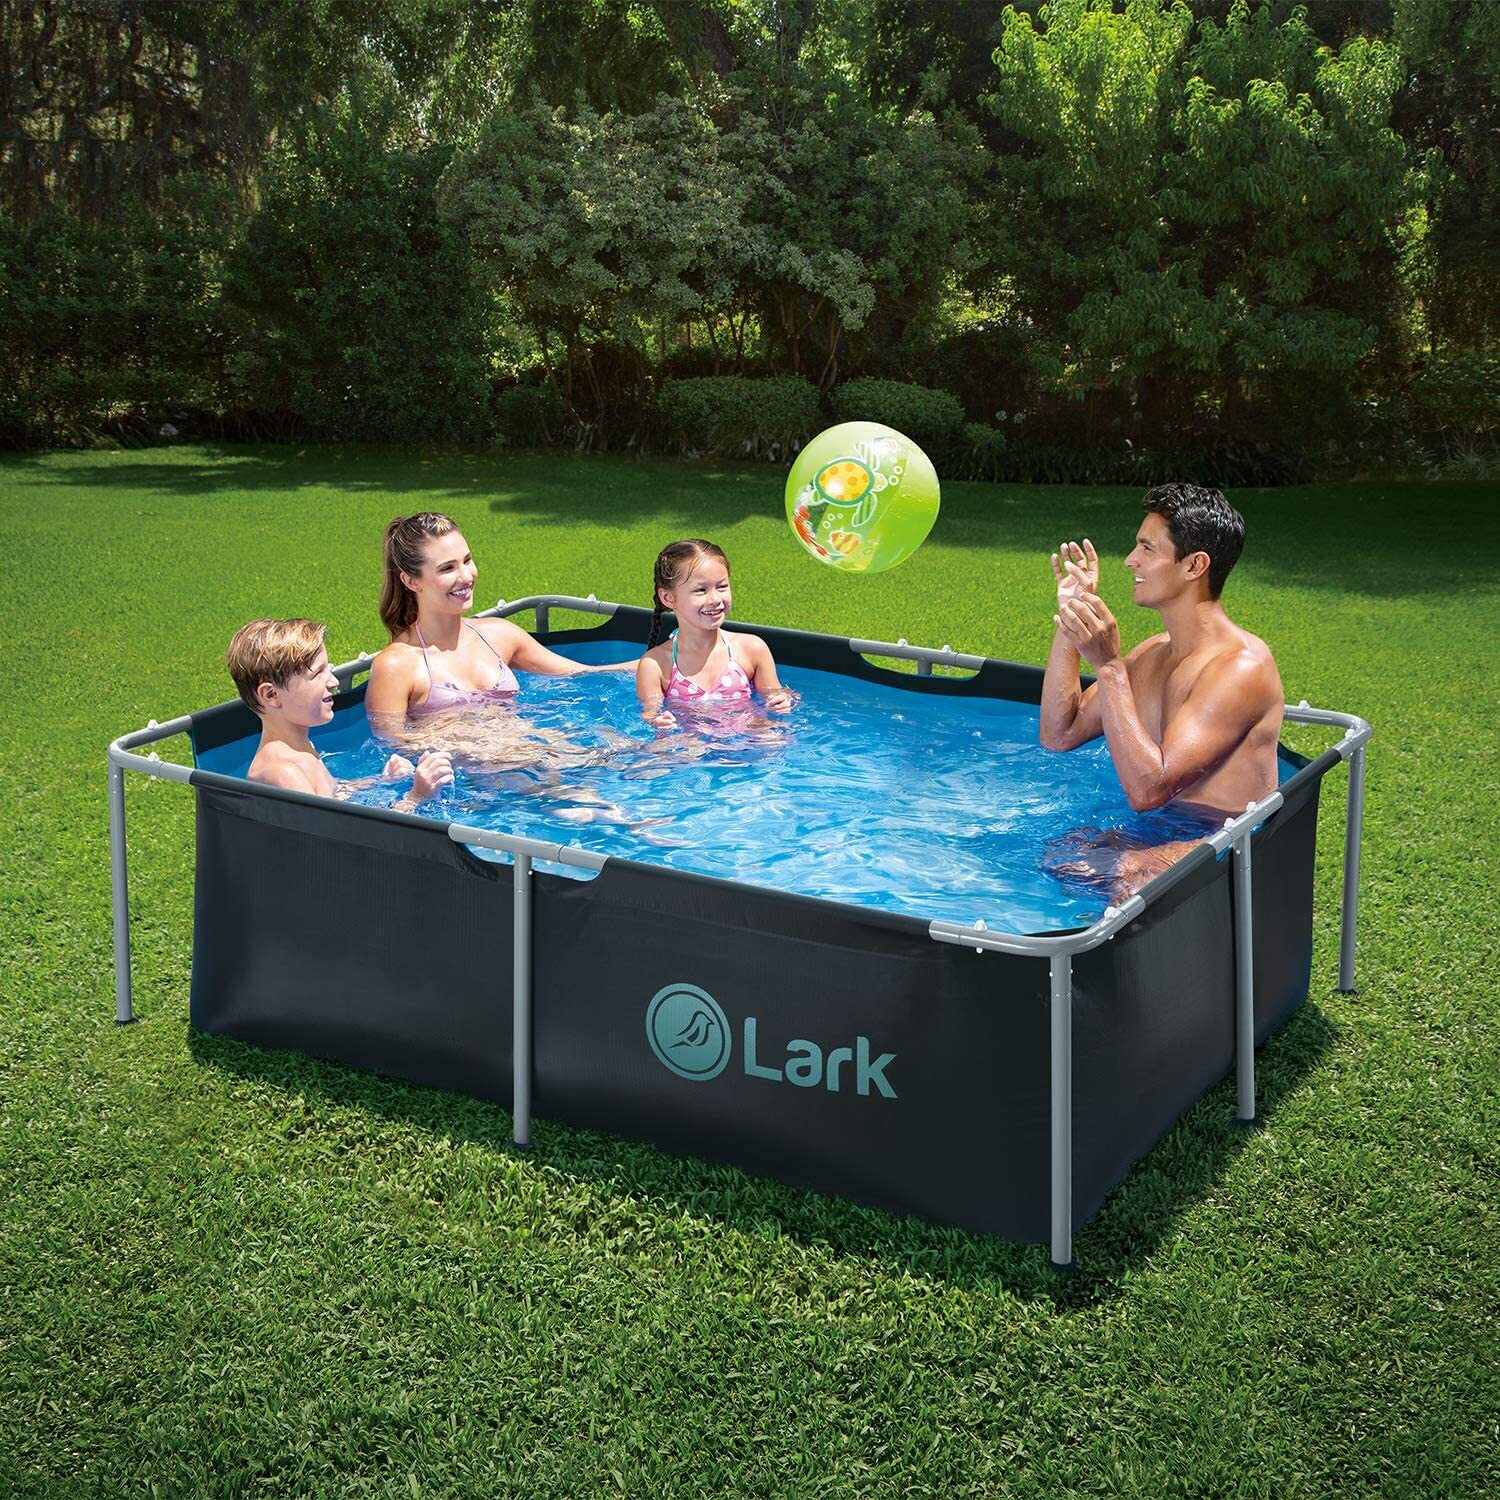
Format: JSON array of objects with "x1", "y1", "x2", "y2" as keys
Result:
[{"x1": 187, "y1": 607, "x2": 1329, "y2": 1245}]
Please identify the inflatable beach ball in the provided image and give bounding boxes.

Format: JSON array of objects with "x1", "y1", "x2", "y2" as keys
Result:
[{"x1": 785, "y1": 422, "x2": 939, "y2": 573}]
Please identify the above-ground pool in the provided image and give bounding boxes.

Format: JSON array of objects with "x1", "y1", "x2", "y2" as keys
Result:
[
  {"x1": 193, "y1": 637, "x2": 1302, "y2": 935},
  {"x1": 110, "y1": 597, "x2": 1370, "y2": 1266}
]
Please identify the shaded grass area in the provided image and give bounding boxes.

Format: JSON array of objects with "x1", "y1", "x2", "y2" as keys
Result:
[{"x1": 1, "y1": 445, "x2": 1496, "y2": 1496}]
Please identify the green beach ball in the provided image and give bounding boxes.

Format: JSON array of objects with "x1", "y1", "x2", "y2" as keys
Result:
[{"x1": 785, "y1": 422, "x2": 939, "y2": 574}]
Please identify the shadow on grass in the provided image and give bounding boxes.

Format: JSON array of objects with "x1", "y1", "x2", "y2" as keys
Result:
[
  {"x1": 188, "y1": 998, "x2": 1336, "y2": 1311},
  {"x1": 8, "y1": 442, "x2": 1491, "y2": 599},
  {"x1": 0, "y1": 444, "x2": 785, "y2": 520}
]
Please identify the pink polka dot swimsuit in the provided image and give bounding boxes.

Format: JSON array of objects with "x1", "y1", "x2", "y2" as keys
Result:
[{"x1": 664, "y1": 630, "x2": 754, "y2": 706}]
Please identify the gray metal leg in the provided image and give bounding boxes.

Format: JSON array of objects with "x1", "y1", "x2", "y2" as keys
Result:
[
  {"x1": 1338, "y1": 743, "x2": 1366, "y2": 993},
  {"x1": 109, "y1": 761, "x2": 134, "y2": 1024},
  {"x1": 916, "y1": 658, "x2": 933, "y2": 676},
  {"x1": 535, "y1": 603, "x2": 550, "y2": 637},
  {"x1": 512, "y1": 852, "x2": 533, "y2": 1147},
  {"x1": 1050, "y1": 952, "x2": 1073, "y2": 1267},
  {"x1": 1233, "y1": 831, "x2": 1256, "y2": 1122}
]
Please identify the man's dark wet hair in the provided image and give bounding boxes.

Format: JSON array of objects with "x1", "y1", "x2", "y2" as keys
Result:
[{"x1": 1141, "y1": 483, "x2": 1246, "y2": 599}]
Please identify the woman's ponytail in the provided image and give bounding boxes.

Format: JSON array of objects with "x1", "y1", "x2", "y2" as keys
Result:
[{"x1": 379, "y1": 512, "x2": 459, "y2": 639}]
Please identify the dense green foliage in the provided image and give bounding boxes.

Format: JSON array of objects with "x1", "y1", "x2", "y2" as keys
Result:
[
  {"x1": 219, "y1": 105, "x2": 491, "y2": 445},
  {"x1": 494, "y1": 379, "x2": 566, "y2": 449},
  {"x1": 1391, "y1": 0, "x2": 1500, "y2": 349},
  {"x1": 1, "y1": 448, "x2": 1495, "y2": 1493},
  {"x1": 2, "y1": 0, "x2": 1496, "y2": 475},
  {"x1": 0, "y1": 183, "x2": 226, "y2": 446},
  {"x1": 984, "y1": 0, "x2": 1413, "y2": 451}
]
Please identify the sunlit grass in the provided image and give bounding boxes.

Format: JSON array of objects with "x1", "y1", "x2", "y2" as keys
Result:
[{"x1": 1, "y1": 445, "x2": 1494, "y2": 1496}]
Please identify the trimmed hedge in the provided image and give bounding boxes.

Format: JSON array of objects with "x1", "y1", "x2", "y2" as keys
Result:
[
  {"x1": 655, "y1": 375, "x2": 820, "y2": 459},
  {"x1": 830, "y1": 378, "x2": 965, "y2": 447}
]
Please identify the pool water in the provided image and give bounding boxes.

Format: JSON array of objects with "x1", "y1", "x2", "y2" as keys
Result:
[{"x1": 199, "y1": 638, "x2": 1293, "y2": 934}]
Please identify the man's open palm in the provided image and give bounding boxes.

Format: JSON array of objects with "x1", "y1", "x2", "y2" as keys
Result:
[{"x1": 1051, "y1": 539, "x2": 1099, "y2": 610}]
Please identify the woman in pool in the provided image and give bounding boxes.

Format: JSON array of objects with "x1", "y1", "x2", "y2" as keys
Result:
[
  {"x1": 636, "y1": 538, "x2": 793, "y2": 728},
  {"x1": 367, "y1": 512, "x2": 630, "y2": 726}
]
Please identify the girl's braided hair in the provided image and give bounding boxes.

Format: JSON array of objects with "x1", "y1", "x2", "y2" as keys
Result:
[{"x1": 647, "y1": 539, "x2": 729, "y2": 650}]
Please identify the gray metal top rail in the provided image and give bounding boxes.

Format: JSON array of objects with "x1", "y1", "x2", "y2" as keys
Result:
[{"x1": 105, "y1": 594, "x2": 1369, "y2": 958}]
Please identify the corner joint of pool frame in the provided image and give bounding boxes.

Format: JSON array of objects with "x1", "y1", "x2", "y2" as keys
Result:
[
  {"x1": 1283, "y1": 699, "x2": 1373, "y2": 760},
  {"x1": 1337, "y1": 718, "x2": 1373, "y2": 760},
  {"x1": 108, "y1": 717, "x2": 196, "y2": 781},
  {"x1": 927, "y1": 893, "x2": 1146, "y2": 958}
]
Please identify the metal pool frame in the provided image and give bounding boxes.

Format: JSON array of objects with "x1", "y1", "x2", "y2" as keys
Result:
[{"x1": 107, "y1": 594, "x2": 1371, "y2": 1268}]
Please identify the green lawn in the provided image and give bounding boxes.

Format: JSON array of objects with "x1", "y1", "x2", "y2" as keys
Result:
[{"x1": 1, "y1": 445, "x2": 1495, "y2": 1497}]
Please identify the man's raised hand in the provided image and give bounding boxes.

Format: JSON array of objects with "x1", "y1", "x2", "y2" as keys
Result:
[
  {"x1": 1055, "y1": 590, "x2": 1122, "y2": 669},
  {"x1": 1051, "y1": 539, "x2": 1099, "y2": 611}
]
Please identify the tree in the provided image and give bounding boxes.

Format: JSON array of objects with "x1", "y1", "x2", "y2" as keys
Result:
[
  {"x1": 982, "y1": 0, "x2": 1415, "y2": 445},
  {"x1": 220, "y1": 92, "x2": 491, "y2": 444},
  {"x1": 727, "y1": 73, "x2": 982, "y2": 385},
  {"x1": 438, "y1": 92, "x2": 761, "y2": 433},
  {"x1": 1, "y1": 0, "x2": 361, "y2": 219},
  {"x1": 1390, "y1": 0, "x2": 1500, "y2": 348},
  {"x1": 0, "y1": 176, "x2": 228, "y2": 444}
]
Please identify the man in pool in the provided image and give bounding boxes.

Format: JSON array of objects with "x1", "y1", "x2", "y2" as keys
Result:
[
  {"x1": 228, "y1": 617, "x2": 451, "y2": 810},
  {"x1": 1038, "y1": 483, "x2": 1284, "y2": 899}
]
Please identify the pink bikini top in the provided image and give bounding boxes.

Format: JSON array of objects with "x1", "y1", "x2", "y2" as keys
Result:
[
  {"x1": 665, "y1": 630, "x2": 754, "y2": 706},
  {"x1": 408, "y1": 621, "x2": 519, "y2": 717}
]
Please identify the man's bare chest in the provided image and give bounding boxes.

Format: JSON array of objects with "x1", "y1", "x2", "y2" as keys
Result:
[{"x1": 1129, "y1": 649, "x2": 1215, "y2": 741}]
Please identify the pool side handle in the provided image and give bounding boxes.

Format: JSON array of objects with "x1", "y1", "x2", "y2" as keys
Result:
[{"x1": 484, "y1": 594, "x2": 620, "y2": 629}]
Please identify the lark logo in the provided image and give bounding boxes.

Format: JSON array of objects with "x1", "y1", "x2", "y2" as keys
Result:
[
  {"x1": 646, "y1": 984, "x2": 731, "y2": 1081},
  {"x1": 645, "y1": 985, "x2": 897, "y2": 1098}
]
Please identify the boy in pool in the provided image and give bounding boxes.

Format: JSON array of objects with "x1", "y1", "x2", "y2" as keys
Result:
[
  {"x1": 1040, "y1": 483, "x2": 1284, "y2": 899},
  {"x1": 227, "y1": 618, "x2": 452, "y2": 810}
]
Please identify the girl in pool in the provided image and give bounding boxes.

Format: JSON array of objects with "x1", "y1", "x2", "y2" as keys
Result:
[{"x1": 636, "y1": 538, "x2": 794, "y2": 728}]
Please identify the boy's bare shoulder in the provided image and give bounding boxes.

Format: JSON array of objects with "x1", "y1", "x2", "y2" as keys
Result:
[{"x1": 247, "y1": 741, "x2": 325, "y2": 794}]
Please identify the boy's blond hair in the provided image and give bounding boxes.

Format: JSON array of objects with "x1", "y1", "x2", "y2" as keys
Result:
[{"x1": 227, "y1": 618, "x2": 328, "y2": 714}]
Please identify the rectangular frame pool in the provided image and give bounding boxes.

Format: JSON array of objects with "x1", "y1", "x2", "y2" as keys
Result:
[{"x1": 108, "y1": 595, "x2": 1370, "y2": 1267}]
